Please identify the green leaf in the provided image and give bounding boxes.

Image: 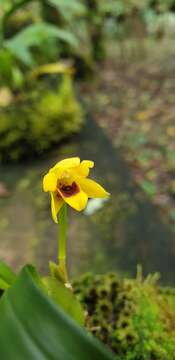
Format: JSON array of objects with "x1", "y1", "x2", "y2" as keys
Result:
[
  {"x1": 26, "y1": 264, "x2": 48, "y2": 293},
  {"x1": 47, "y1": 0, "x2": 86, "y2": 19},
  {"x1": 140, "y1": 180, "x2": 157, "y2": 198},
  {"x1": 45, "y1": 276, "x2": 85, "y2": 326},
  {"x1": 0, "y1": 49, "x2": 14, "y2": 85},
  {"x1": 0, "y1": 265, "x2": 114, "y2": 360},
  {"x1": 0, "y1": 260, "x2": 16, "y2": 290},
  {"x1": 5, "y1": 23, "x2": 78, "y2": 66}
]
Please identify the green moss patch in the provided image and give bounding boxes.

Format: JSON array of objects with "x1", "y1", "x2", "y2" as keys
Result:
[
  {"x1": 73, "y1": 270, "x2": 175, "y2": 359},
  {"x1": 0, "y1": 75, "x2": 83, "y2": 162}
]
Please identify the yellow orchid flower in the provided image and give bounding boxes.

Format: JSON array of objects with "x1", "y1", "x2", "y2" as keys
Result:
[{"x1": 43, "y1": 157, "x2": 109, "y2": 223}]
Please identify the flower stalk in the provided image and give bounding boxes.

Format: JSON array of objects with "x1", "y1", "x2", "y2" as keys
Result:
[{"x1": 58, "y1": 203, "x2": 68, "y2": 284}]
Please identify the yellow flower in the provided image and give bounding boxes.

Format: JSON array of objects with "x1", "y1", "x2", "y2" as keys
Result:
[{"x1": 43, "y1": 157, "x2": 109, "y2": 223}]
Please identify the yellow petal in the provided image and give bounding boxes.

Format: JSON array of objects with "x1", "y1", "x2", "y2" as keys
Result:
[
  {"x1": 51, "y1": 193, "x2": 64, "y2": 223},
  {"x1": 72, "y1": 160, "x2": 94, "y2": 178},
  {"x1": 43, "y1": 172, "x2": 57, "y2": 192},
  {"x1": 52, "y1": 157, "x2": 80, "y2": 171},
  {"x1": 78, "y1": 178, "x2": 109, "y2": 198},
  {"x1": 62, "y1": 190, "x2": 88, "y2": 211}
]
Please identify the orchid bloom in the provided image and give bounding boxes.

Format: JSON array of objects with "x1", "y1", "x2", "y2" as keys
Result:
[{"x1": 43, "y1": 157, "x2": 109, "y2": 223}]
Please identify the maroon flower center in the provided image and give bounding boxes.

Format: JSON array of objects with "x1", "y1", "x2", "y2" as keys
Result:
[{"x1": 57, "y1": 181, "x2": 80, "y2": 198}]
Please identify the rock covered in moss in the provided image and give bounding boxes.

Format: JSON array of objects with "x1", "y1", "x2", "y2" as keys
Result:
[
  {"x1": 0, "y1": 75, "x2": 83, "y2": 162},
  {"x1": 73, "y1": 272, "x2": 175, "y2": 360}
]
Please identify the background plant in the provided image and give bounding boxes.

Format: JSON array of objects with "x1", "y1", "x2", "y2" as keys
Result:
[{"x1": 0, "y1": 74, "x2": 83, "y2": 162}]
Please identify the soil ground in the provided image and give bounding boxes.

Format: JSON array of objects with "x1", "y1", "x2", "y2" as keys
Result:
[{"x1": 82, "y1": 38, "x2": 175, "y2": 232}]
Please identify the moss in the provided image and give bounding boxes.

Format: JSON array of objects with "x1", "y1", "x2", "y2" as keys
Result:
[
  {"x1": 73, "y1": 272, "x2": 175, "y2": 360},
  {"x1": 0, "y1": 75, "x2": 84, "y2": 162}
]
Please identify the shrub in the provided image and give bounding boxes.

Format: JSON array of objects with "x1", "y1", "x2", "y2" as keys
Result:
[{"x1": 0, "y1": 75, "x2": 84, "y2": 162}]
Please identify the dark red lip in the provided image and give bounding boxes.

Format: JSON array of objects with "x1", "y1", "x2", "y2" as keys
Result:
[{"x1": 57, "y1": 181, "x2": 80, "y2": 198}]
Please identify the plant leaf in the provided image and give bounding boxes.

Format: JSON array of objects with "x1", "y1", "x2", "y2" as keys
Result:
[
  {"x1": 5, "y1": 23, "x2": 78, "y2": 66},
  {"x1": 0, "y1": 260, "x2": 16, "y2": 290},
  {"x1": 47, "y1": 0, "x2": 86, "y2": 19},
  {"x1": 0, "y1": 265, "x2": 114, "y2": 360},
  {"x1": 44, "y1": 275, "x2": 85, "y2": 326}
]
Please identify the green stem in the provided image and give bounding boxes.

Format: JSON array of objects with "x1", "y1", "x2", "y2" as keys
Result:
[{"x1": 58, "y1": 203, "x2": 68, "y2": 283}]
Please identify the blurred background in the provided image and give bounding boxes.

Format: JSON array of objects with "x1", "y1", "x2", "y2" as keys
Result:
[{"x1": 0, "y1": 0, "x2": 175, "y2": 284}]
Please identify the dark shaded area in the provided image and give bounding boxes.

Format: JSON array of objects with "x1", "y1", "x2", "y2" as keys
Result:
[{"x1": 72, "y1": 119, "x2": 175, "y2": 284}]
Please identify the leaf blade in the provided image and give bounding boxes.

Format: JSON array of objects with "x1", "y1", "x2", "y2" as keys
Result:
[{"x1": 0, "y1": 265, "x2": 114, "y2": 360}]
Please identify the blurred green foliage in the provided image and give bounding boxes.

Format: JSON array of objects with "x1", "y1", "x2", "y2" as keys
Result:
[
  {"x1": 0, "y1": 0, "x2": 174, "y2": 88},
  {"x1": 74, "y1": 271, "x2": 175, "y2": 359},
  {"x1": 0, "y1": 0, "x2": 174, "y2": 161},
  {"x1": 0, "y1": 0, "x2": 174, "y2": 90},
  {"x1": 0, "y1": 75, "x2": 83, "y2": 162}
]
